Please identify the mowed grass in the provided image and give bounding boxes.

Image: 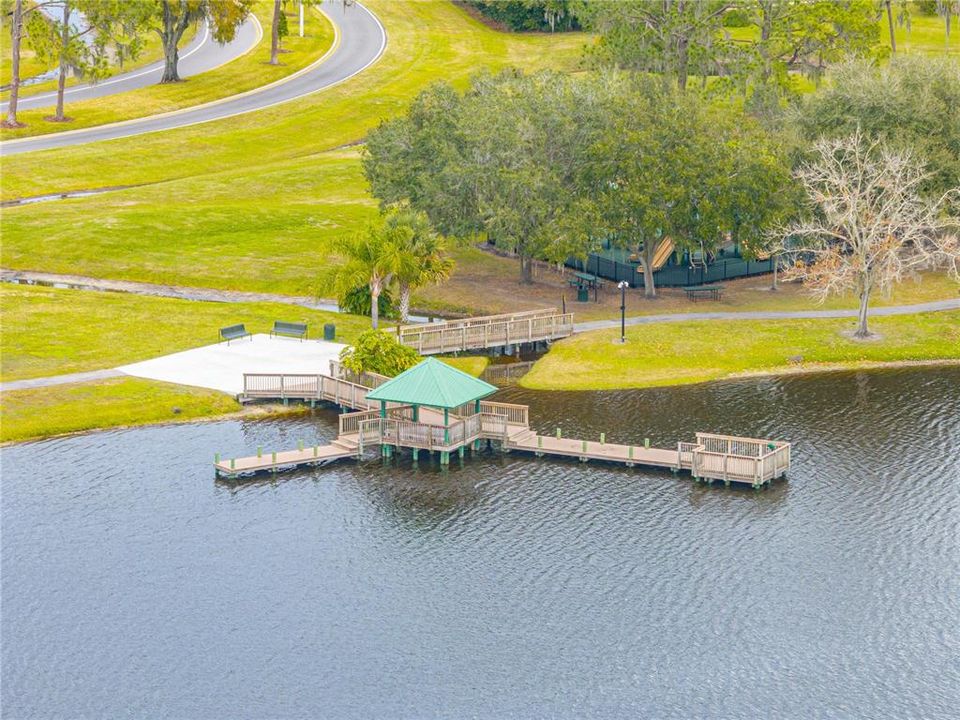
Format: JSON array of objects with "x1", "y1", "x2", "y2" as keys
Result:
[
  {"x1": 0, "y1": 377, "x2": 240, "y2": 443},
  {"x1": 0, "y1": 0, "x2": 587, "y2": 198},
  {"x1": 1, "y1": 23, "x2": 199, "y2": 100},
  {"x1": 522, "y1": 311, "x2": 960, "y2": 391},
  {"x1": 2, "y1": 149, "x2": 374, "y2": 296},
  {"x1": 0, "y1": 1, "x2": 334, "y2": 141},
  {"x1": 439, "y1": 355, "x2": 489, "y2": 377},
  {"x1": 1, "y1": 284, "x2": 371, "y2": 381}
]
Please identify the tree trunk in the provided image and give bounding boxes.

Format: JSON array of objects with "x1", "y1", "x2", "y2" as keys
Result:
[
  {"x1": 641, "y1": 241, "x2": 657, "y2": 299},
  {"x1": 759, "y1": 1, "x2": 773, "y2": 83},
  {"x1": 676, "y1": 36, "x2": 689, "y2": 92},
  {"x1": 520, "y1": 254, "x2": 533, "y2": 284},
  {"x1": 159, "y1": 0, "x2": 189, "y2": 83},
  {"x1": 52, "y1": 0, "x2": 70, "y2": 121},
  {"x1": 855, "y1": 286, "x2": 871, "y2": 338},
  {"x1": 370, "y1": 283, "x2": 380, "y2": 329},
  {"x1": 770, "y1": 254, "x2": 778, "y2": 291},
  {"x1": 398, "y1": 281, "x2": 411, "y2": 324},
  {"x1": 270, "y1": 0, "x2": 281, "y2": 65},
  {"x1": 885, "y1": 0, "x2": 897, "y2": 53},
  {"x1": 3, "y1": 0, "x2": 24, "y2": 128}
]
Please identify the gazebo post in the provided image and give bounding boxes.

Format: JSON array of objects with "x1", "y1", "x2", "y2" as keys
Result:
[
  {"x1": 380, "y1": 400, "x2": 391, "y2": 458},
  {"x1": 441, "y1": 408, "x2": 450, "y2": 465},
  {"x1": 474, "y1": 399, "x2": 482, "y2": 451}
]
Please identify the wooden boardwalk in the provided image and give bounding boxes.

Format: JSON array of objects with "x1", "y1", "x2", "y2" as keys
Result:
[
  {"x1": 219, "y1": 367, "x2": 791, "y2": 488},
  {"x1": 397, "y1": 309, "x2": 574, "y2": 355}
]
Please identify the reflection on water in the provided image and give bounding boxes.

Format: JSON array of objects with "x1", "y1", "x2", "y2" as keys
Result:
[{"x1": 2, "y1": 367, "x2": 958, "y2": 719}]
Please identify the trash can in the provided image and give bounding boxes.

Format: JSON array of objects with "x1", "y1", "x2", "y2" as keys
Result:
[
  {"x1": 323, "y1": 323, "x2": 336, "y2": 341},
  {"x1": 576, "y1": 286, "x2": 589, "y2": 303}
]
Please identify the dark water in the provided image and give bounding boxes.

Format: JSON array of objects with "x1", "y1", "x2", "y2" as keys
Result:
[{"x1": 3, "y1": 367, "x2": 959, "y2": 719}]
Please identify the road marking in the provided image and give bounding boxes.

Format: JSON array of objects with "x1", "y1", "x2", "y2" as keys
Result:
[
  {"x1": 0, "y1": 2, "x2": 383, "y2": 151},
  {"x1": 4, "y1": 21, "x2": 213, "y2": 106}
]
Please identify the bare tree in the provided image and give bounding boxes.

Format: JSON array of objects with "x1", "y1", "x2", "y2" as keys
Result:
[{"x1": 779, "y1": 130, "x2": 959, "y2": 338}]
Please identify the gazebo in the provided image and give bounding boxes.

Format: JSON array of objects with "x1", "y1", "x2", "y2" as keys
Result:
[{"x1": 365, "y1": 357, "x2": 498, "y2": 462}]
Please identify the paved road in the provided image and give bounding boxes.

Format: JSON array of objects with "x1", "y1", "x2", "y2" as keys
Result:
[
  {"x1": 0, "y1": 0, "x2": 386, "y2": 157},
  {"x1": 1, "y1": 16, "x2": 260, "y2": 114}
]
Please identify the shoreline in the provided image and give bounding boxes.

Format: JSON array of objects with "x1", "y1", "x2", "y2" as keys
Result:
[
  {"x1": 5, "y1": 358, "x2": 958, "y2": 446},
  {"x1": 520, "y1": 357, "x2": 960, "y2": 393}
]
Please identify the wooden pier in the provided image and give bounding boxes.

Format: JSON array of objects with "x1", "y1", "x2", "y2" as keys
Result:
[
  {"x1": 218, "y1": 365, "x2": 790, "y2": 488},
  {"x1": 396, "y1": 309, "x2": 574, "y2": 355}
]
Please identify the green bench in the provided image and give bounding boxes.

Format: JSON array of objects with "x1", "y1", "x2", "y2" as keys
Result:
[
  {"x1": 271, "y1": 320, "x2": 308, "y2": 340},
  {"x1": 219, "y1": 323, "x2": 252, "y2": 344}
]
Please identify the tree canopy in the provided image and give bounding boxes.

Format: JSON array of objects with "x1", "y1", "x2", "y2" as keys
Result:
[
  {"x1": 363, "y1": 69, "x2": 794, "y2": 290},
  {"x1": 794, "y1": 57, "x2": 960, "y2": 198}
]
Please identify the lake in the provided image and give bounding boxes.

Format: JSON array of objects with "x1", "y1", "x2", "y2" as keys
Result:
[{"x1": 2, "y1": 366, "x2": 958, "y2": 718}]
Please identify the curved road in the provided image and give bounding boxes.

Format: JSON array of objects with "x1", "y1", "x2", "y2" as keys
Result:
[
  {"x1": 1, "y1": 16, "x2": 261, "y2": 114},
  {"x1": 0, "y1": 0, "x2": 386, "y2": 157}
]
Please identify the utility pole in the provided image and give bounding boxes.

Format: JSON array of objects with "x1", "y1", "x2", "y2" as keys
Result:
[{"x1": 299, "y1": 1, "x2": 304, "y2": 37}]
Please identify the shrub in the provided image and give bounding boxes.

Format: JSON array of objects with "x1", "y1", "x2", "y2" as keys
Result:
[
  {"x1": 339, "y1": 329, "x2": 421, "y2": 377},
  {"x1": 338, "y1": 284, "x2": 396, "y2": 319}
]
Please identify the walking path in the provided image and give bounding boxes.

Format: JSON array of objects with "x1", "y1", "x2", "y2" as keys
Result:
[
  {"x1": 573, "y1": 298, "x2": 960, "y2": 332},
  {"x1": 3, "y1": 268, "x2": 957, "y2": 393},
  {"x1": 0, "y1": 268, "x2": 340, "y2": 311}
]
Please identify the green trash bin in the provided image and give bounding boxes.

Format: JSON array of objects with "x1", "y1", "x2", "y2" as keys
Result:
[
  {"x1": 576, "y1": 286, "x2": 589, "y2": 303},
  {"x1": 323, "y1": 323, "x2": 336, "y2": 341}
]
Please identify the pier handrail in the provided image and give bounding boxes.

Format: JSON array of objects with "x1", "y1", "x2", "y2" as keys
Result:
[
  {"x1": 397, "y1": 308, "x2": 558, "y2": 333},
  {"x1": 397, "y1": 312, "x2": 575, "y2": 355},
  {"x1": 339, "y1": 409, "x2": 381, "y2": 436}
]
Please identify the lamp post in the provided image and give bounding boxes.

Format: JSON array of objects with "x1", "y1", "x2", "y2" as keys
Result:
[{"x1": 617, "y1": 280, "x2": 629, "y2": 343}]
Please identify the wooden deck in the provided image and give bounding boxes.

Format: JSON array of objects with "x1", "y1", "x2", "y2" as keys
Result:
[
  {"x1": 220, "y1": 369, "x2": 791, "y2": 487},
  {"x1": 396, "y1": 309, "x2": 574, "y2": 355}
]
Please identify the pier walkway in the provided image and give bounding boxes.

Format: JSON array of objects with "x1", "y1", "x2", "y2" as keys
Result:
[
  {"x1": 218, "y1": 363, "x2": 790, "y2": 488},
  {"x1": 396, "y1": 309, "x2": 574, "y2": 355}
]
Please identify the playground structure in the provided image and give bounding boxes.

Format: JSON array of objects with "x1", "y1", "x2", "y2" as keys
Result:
[{"x1": 218, "y1": 359, "x2": 791, "y2": 489}]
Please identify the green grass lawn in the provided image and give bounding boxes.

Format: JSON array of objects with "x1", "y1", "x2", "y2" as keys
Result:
[
  {"x1": 0, "y1": 377, "x2": 242, "y2": 443},
  {"x1": 522, "y1": 310, "x2": 960, "y2": 391},
  {"x1": 0, "y1": 0, "x2": 586, "y2": 198},
  {"x1": 0, "y1": 1, "x2": 333, "y2": 140},
  {"x1": 439, "y1": 355, "x2": 490, "y2": 377},
  {"x1": 1, "y1": 22, "x2": 199, "y2": 101},
  {"x1": 1, "y1": 284, "x2": 372, "y2": 381}
]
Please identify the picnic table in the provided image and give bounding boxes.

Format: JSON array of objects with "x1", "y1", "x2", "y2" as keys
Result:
[
  {"x1": 682, "y1": 284, "x2": 724, "y2": 302},
  {"x1": 567, "y1": 271, "x2": 603, "y2": 302},
  {"x1": 566, "y1": 271, "x2": 604, "y2": 290}
]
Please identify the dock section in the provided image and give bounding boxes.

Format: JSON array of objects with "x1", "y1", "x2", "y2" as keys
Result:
[{"x1": 218, "y1": 364, "x2": 791, "y2": 488}]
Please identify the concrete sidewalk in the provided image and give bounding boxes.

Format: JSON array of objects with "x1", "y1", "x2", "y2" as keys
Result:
[
  {"x1": 118, "y1": 334, "x2": 347, "y2": 395},
  {"x1": 574, "y1": 298, "x2": 960, "y2": 332}
]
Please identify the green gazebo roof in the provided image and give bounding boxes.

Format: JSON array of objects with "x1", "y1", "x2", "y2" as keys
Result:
[{"x1": 365, "y1": 357, "x2": 497, "y2": 409}]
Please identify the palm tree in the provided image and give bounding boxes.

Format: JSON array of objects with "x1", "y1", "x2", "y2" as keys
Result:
[
  {"x1": 385, "y1": 207, "x2": 454, "y2": 324},
  {"x1": 333, "y1": 222, "x2": 407, "y2": 329}
]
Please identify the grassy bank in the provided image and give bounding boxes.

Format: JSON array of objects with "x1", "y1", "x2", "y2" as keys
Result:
[
  {"x1": 1, "y1": 284, "x2": 371, "y2": 382},
  {"x1": 0, "y1": 377, "x2": 243, "y2": 444},
  {"x1": 0, "y1": 0, "x2": 585, "y2": 198},
  {"x1": 0, "y1": 1, "x2": 333, "y2": 141},
  {"x1": 1, "y1": 24, "x2": 199, "y2": 100},
  {"x1": 522, "y1": 311, "x2": 960, "y2": 391}
]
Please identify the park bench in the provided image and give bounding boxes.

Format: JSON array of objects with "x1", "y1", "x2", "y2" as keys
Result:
[
  {"x1": 219, "y1": 323, "x2": 252, "y2": 344},
  {"x1": 271, "y1": 320, "x2": 308, "y2": 340},
  {"x1": 682, "y1": 284, "x2": 723, "y2": 302}
]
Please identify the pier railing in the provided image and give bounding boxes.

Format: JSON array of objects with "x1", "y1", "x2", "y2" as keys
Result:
[
  {"x1": 339, "y1": 409, "x2": 381, "y2": 436},
  {"x1": 397, "y1": 311, "x2": 574, "y2": 355},
  {"x1": 358, "y1": 414, "x2": 485, "y2": 452}
]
